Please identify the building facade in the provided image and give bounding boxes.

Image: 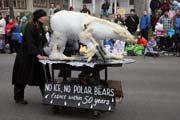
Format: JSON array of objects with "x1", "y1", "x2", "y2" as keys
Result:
[
  {"x1": 70, "y1": 0, "x2": 135, "y2": 15},
  {"x1": 134, "y1": 0, "x2": 151, "y2": 17},
  {"x1": 0, "y1": 0, "x2": 69, "y2": 16},
  {"x1": 0, "y1": 0, "x2": 150, "y2": 17}
]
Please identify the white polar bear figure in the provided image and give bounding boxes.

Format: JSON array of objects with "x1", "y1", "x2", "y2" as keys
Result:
[{"x1": 49, "y1": 10, "x2": 136, "y2": 62}]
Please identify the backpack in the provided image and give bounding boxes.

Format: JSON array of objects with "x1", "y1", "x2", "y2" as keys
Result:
[{"x1": 176, "y1": 16, "x2": 180, "y2": 28}]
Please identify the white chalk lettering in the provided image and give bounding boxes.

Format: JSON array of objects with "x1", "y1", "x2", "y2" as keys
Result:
[
  {"x1": 110, "y1": 88, "x2": 115, "y2": 96},
  {"x1": 82, "y1": 96, "x2": 93, "y2": 104},
  {"x1": 64, "y1": 85, "x2": 71, "y2": 93},
  {"x1": 94, "y1": 87, "x2": 101, "y2": 96},
  {"x1": 94, "y1": 87, "x2": 115, "y2": 96},
  {"x1": 68, "y1": 95, "x2": 82, "y2": 101},
  {"x1": 45, "y1": 84, "x2": 52, "y2": 91},
  {"x1": 51, "y1": 92, "x2": 66, "y2": 99},
  {"x1": 93, "y1": 98, "x2": 110, "y2": 106},
  {"x1": 53, "y1": 84, "x2": 62, "y2": 92},
  {"x1": 73, "y1": 85, "x2": 92, "y2": 94}
]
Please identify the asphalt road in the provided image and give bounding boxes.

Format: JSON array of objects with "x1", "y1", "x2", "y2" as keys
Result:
[{"x1": 0, "y1": 54, "x2": 180, "y2": 120}]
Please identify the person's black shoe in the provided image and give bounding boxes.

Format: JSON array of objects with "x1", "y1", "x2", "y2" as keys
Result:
[
  {"x1": 176, "y1": 53, "x2": 180, "y2": 57},
  {"x1": 15, "y1": 100, "x2": 28, "y2": 104}
]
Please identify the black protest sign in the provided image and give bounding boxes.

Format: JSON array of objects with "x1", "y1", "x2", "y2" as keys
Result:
[{"x1": 42, "y1": 83, "x2": 116, "y2": 111}]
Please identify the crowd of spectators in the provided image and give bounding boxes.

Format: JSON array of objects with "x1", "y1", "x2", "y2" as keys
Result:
[
  {"x1": 112, "y1": 0, "x2": 180, "y2": 57},
  {"x1": 149, "y1": 0, "x2": 180, "y2": 56},
  {"x1": 0, "y1": 0, "x2": 180, "y2": 56}
]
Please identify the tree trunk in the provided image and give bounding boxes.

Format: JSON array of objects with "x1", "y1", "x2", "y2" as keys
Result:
[
  {"x1": 134, "y1": 0, "x2": 150, "y2": 17},
  {"x1": 9, "y1": 0, "x2": 15, "y2": 19}
]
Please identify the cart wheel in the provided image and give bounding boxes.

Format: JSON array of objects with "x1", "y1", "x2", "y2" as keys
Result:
[
  {"x1": 53, "y1": 105, "x2": 60, "y2": 113},
  {"x1": 93, "y1": 110, "x2": 102, "y2": 119}
]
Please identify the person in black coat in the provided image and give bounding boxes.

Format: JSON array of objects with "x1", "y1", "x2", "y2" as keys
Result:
[
  {"x1": 125, "y1": 9, "x2": 139, "y2": 35},
  {"x1": 12, "y1": 9, "x2": 50, "y2": 104},
  {"x1": 150, "y1": 0, "x2": 161, "y2": 15},
  {"x1": 101, "y1": 1, "x2": 110, "y2": 17}
]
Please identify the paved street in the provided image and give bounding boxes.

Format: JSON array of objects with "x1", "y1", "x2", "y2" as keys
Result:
[{"x1": 0, "y1": 54, "x2": 180, "y2": 120}]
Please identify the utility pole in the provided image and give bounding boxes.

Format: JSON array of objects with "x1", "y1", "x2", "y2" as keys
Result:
[
  {"x1": 114, "y1": 0, "x2": 117, "y2": 15},
  {"x1": 9, "y1": 0, "x2": 15, "y2": 19},
  {"x1": 92, "y1": 0, "x2": 96, "y2": 14}
]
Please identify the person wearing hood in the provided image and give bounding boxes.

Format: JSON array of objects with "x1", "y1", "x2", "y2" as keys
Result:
[
  {"x1": 20, "y1": 16, "x2": 27, "y2": 34},
  {"x1": 12, "y1": 9, "x2": 50, "y2": 104},
  {"x1": 150, "y1": 0, "x2": 161, "y2": 15}
]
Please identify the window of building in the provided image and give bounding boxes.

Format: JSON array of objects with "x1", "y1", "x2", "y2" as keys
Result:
[
  {"x1": 129, "y1": 0, "x2": 134, "y2": 5},
  {"x1": 49, "y1": 0, "x2": 60, "y2": 4},
  {"x1": 49, "y1": 0, "x2": 62, "y2": 7},
  {"x1": 14, "y1": 0, "x2": 26, "y2": 9},
  {"x1": 49, "y1": 0, "x2": 68, "y2": 10},
  {"x1": 0, "y1": 0, "x2": 2, "y2": 9},
  {"x1": 33, "y1": 0, "x2": 47, "y2": 8},
  {"x1": 63, "y1": 0, "x2": 68, "y2": 9},
  {"x1": 3, "y1": 0, "x2": 9, "y2": 8},
  {"x1": 0, "y1": 0, "x2": 26, "y2": 9},
  {"x1": 83, "y1": 0, "x2": 92, "y2": 4}
]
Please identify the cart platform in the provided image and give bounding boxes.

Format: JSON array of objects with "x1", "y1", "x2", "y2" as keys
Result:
[{"x1": 39, "y1": 58, "x2": 135, "y2": 112}]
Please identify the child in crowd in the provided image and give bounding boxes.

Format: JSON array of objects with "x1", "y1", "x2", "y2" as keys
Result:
[
  {"x1": 137, "y1": 35, "x2": 147, "y2": 47},
  {"x1": 147, "y1": 35, "x2": 157, "y2": 53}
]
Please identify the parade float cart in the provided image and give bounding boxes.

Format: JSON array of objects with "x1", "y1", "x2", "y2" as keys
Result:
[{"x1": 40, "y1": 58, "x2": 135, "y2": 114}]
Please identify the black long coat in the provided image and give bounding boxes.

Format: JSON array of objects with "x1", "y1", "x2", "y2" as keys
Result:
[
  {"x1": 125, "y1": 15, "x2": 139, "y2": 34},
  {"x1": 12, "y1": 22, "x2": 49, "y2": 86}
]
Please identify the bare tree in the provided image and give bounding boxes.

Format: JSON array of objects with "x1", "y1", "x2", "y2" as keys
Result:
[{"x1": 134, "y1": 0, "x2": 150, "y2": 17}]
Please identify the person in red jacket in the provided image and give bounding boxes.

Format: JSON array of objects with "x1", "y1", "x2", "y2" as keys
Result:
[
  {"x1": 5, "y1": 18, "x2": 16, "y2": 53},
  {"x1": 137, "y1": 35, "x2": 147, "y2": 47}
]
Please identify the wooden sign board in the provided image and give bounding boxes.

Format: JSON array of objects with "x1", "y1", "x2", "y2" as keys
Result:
[
  {"x1": 42, "y1": 83, "x2": 116, "y2": 111},
  {"x1": 118, "y1": 8, "x2": 126, "y2": 15}
]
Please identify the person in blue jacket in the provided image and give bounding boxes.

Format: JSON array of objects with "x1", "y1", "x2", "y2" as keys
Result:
[
  {"x1": 140, "y1": 10, "x2": 151, "y2": 40},
  {"x1": 11, "y1": 16, "x2": 22, "y2": 53}
]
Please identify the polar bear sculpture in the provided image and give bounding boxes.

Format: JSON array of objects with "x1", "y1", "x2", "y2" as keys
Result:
[{"x1": 49, "y1": 10, "x2": 136, "y2": 62}]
